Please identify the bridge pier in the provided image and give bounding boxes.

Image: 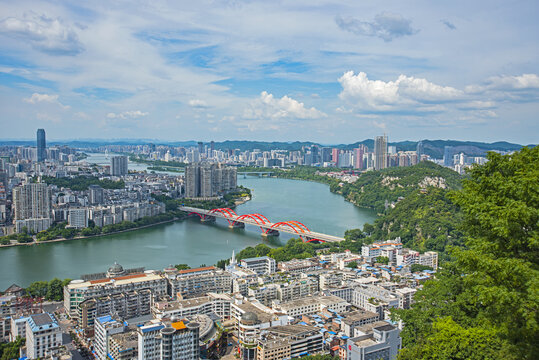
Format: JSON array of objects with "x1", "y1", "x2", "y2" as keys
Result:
[
  {"x1": 262, "y1": 229, "x2": 280, "y2": 237},
  {"x1": 228, "y1": 222, "x2": 245, "y2": 229},
  {"x1": 201, "y1": 216, "x2": 216, "y2": 223}
]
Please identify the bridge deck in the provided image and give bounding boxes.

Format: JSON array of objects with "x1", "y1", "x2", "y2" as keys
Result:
[{"x1": 179, "y1": 206, "x2": 345, "y2": 242}]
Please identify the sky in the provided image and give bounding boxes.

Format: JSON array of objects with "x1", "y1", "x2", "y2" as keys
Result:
[{"x1": 0, "y1": 0, "x2": 538, "y2": 144}]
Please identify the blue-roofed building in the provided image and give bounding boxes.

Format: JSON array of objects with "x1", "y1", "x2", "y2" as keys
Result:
[
  {"x1": 94, "y1": 316, "x2": 125, "y2": 360},
  {"x1": 25, "y1": 313, "x2": 61, "y2": 359}
]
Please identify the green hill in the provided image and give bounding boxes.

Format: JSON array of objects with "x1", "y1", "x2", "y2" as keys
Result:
[{"x1": 335, "y1": 161, "x2": 462, "y2": 213}]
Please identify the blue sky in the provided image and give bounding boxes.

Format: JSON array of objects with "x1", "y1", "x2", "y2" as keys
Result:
[{"x1": 0, "y1": 0, "x2": 538, "y2": 144}]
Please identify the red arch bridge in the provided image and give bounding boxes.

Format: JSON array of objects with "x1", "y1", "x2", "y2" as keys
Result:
[{"x1": 179, "y1": 206, "x2": 345, "y2": 243}]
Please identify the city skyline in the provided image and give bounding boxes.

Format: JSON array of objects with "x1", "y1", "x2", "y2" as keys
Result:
[{"x1": 0, "y1": 1, "x2": 538, "y2": 144}]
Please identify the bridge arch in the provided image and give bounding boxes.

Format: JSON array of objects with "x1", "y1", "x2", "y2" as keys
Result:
[
  {"x1": 206, "y1": 208, "x2": 236, "y2": 224},
  {"x1": 265, "y1": 221, "x2": 304, "y2": 235},
  {"x1": 287, "y1": 220, "x2": 310, "y2": 232},
  {"x1": 209, "y1": 208, "x2": 237, "y2": 218}
]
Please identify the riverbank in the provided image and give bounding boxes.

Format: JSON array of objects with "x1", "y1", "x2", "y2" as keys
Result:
[
  {"x1": 0, "y1": 216, "x2": 184, "y2": 248},
  {"x1": 0, "y1": 193, "x2": 253, "y2": 249}
]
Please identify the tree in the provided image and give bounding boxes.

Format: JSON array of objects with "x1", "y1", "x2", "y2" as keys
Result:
[
  {"x1": 346, "y1": 261, "x2": 358, "y2": 268},
  {"x1": 46, "y1": 278, "x2": 64, "y2": 301},
  {"x1": 0, "y1": 337, "x2": 25, "y2": 360},
  {"x1": 175, "y1": 264, "x2": 191, "y2": 270},
  {"x1": 394, "y1": 147, "x2": 539, "y2": 359},
  {"x1": 410, "y1": 264, "x2": 433, "y2": 272},
  {"x1": 398, "y1": 317, "x2": 504, "y2": 360},
  {"x1": 376, "y1": 256, "x2": 389, "y2": 264}
]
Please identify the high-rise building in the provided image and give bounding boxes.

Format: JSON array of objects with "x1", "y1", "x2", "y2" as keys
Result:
[
  {"x1": 331, "y1": 148, "x2": 340, "y2": 165},
  {"x1": 184, "y1": 163, "x2": 237, "y2": 198},
  {"x1": 210, "y1": 141, "x2": 215, "y2": 153},
  {"x1": 111, "y1": 156, "x2": 128, "y2": 176},
  {"x1": 354, "y1": 147, "x2": 365, "y2": 169},
  {"x1": 374, "y1": 135, "x2": 388, "y2": 171},
  {"x1": 89, "y1": 185, "x2": 104, "y2": 205},
  {"x1": 36, "y1": 129, "x2": 46, "y2": 162},
  {"x1": 197, "y1": 142, "x2": 204, "y2": 156},
  {"x1": 443, "y1": 146, "x2": 454, "y2": 167},
  {"x1": 13, "y1": 183, "x2": 52, "y2": 233}
]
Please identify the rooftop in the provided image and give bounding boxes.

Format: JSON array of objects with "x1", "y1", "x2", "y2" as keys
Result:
[{"x1": 28, "y1": 313, "x2": 58, "y2": 333}]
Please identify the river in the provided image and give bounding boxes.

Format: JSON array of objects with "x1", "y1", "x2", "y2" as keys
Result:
[{"x1": 0, "y1": 154, "x2": 376, "y2": 289}]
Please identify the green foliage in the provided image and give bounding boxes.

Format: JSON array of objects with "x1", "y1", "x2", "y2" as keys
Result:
[
  {"x1": 363, "y1": 188, "x2": 464, "y2": 256},
  {"x1": 339, "y1": 161, "x2": 462, "y2": 212},
  {"x1": 346, "y1": 261, "x2": 358, "y2": 268},
  {"x1": 175, "y1": 264, "x2": 191, "y2": 270},
  {"x1": 394, "y1": 147, "x2": 539, "y2": 359},
  {"x1": 26, "y1": 278, "x2": 71, "y2": 300},
  {"x1": 398, "y1": 317, "x2": 505, "y2": 360},
  {"x1": 410, "y1": 264, "x2": 433, "y2": 272},
  {"x1": 40, "y1": 175, "x2": 125, "y2": 191},
  {"x1": 0, "y1": 337, "x2": 25, "y2": 360},
  {"x1": 344, "y1": 228, "x2": 365, "y2": 241},
  {"x1": 376, "y1": 256, "x2": 390, "y2": 264}
]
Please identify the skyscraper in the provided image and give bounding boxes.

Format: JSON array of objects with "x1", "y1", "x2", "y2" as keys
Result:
[
  {"x1": 110, "y1": 156, "x2": 128, "y2": 176},
  {"x1": 354, "y1": 147, "x2": 365, "y2": 169},
  {"x1": 185, "y1": 163, "x2": 237, "y2": 198},
  {"x1": 197, "y1": 142, "x2": 204, "y2": 156},
  {"x1": 374, "y1": 135, "x2": 388, "y2": 170},
  {"x1": 36, "y1": 129, "x2": 46, "y2": 162},
  {"x1": 89, "y1": 185, "x2": 104, "y2": 205},
  {"x1": 443, "y1": 146, "x2": 454, "y2": 167}
]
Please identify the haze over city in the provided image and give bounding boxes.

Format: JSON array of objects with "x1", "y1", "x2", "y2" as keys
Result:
[{"x1": 1, "y1": 0, "x2": 538, "y2": 144}]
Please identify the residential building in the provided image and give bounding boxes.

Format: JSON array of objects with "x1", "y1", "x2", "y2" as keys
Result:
[
  {"x1": 152, "y1": 293, "x2": 231, "y2": 321},
  {"x1": 165, "y1": 266, "x2": 232, "y2": 299},
  {"x1": 341, "y1": 311, "x2": 380, "y2": 337},
  {"x1": 256, "y1": 325, "x2": 324, "y2": 360},
  {"x1": 77, "y1": 289, "x2": 152, "y2": 328},
  {"x1": 64, "y1": 267, "x2": 167, "y2": 318},
  {"x1": 13, "y1": 182, "x2": 52, "y2": 233},
  {"x1": 374, "y1": 135, "x2": 388, "y2": 171},
  {"x1": 240, "y1": 257, "x2": 276, "y2": 275},
  {"x1": 272, "y1": 295, "x2": 349, "y2": 318},
  {"x1": 94, "y1": 315, "x2": 126, "y2": 360},
  {"x1": 137, "y1": 319, "x2": 200, "y2": 360},
  {"x1": 68, "y1": 208, "x2": 88, "y2": 228},
  {"x1": 111, "y1": 156, "x2": 128, "y2": 176},
  {"x1": 346, "y1": 321, "x2": 401, "y2": 360},
  {"x1": 109, "y1": 329, "x2": 138, "y2": 360},
  {"x1": 89, "y1": 185, "x2": 104, "y2": 205},
  {"x1": 25, "y1": 313, "x2": 61, "y2": 359}
]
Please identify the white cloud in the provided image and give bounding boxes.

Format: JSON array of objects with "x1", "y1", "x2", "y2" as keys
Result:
[
  {"x1": 23, "y1": 92, "x2": 70, "y2": 109},
  {"x1": 338, "y1": 71, "x2": 462, "y2": 111},
  {"x1": 188, "y1": 99, "x2": 208, "y2": 108},
  {"x1": 0, "y1": 14, "x2": 84, "y2": 55},
  {"x1": 24, "y1": 93, "x2": 59, "y2": 104},
  {"x1": 106, "y1": 110, "x2": 148, "y2": 119},
  {"x1": 466, "y1": 74, "x2": 539, "y2": 93},
  {"x1": 243, "y1": 91, "x2": 326, "y2": 120},
  {"x1": 335, "y1": 12, "x2": 419, "y2": 42}
]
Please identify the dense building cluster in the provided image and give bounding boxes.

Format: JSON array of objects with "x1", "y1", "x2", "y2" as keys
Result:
[{"x1": 0, "y1": 234, "x2": 438, "y2": 359}]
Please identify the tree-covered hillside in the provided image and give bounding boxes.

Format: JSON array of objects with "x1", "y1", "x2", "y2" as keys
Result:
[
  {"x1": 335, "y1": 161, "x2": 462, "y2": 213},
  {"x1": 394, "y1": 146, "x2": 538, "y2": 359},
  {"x1": 364, "y1": 188, "x2": 464, "y2": 256}
]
